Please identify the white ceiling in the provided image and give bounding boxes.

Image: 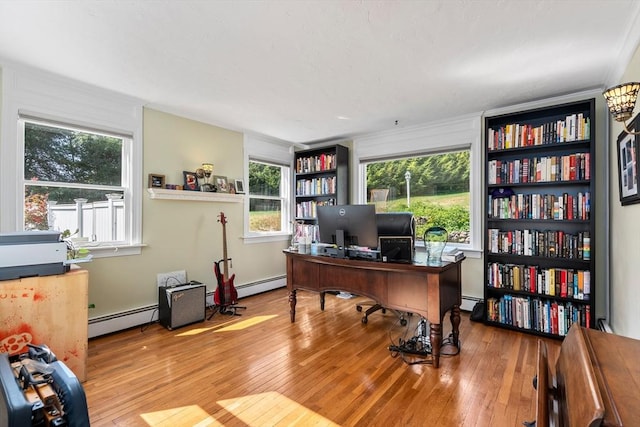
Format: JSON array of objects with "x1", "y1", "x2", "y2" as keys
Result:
[{"x1": 1, "y1": 1, "x2": 640, "y2": 144}]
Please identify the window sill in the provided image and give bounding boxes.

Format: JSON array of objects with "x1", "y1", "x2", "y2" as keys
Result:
[
  {"x1": 147, "y1": 188, "x2": 244, "y2": 203},
  {"x1": 74, "y1": 243, "x2": 146, "y2": 259},
  {"x1": 241, "y1": 233, "x2": 291, "y2": 244}
]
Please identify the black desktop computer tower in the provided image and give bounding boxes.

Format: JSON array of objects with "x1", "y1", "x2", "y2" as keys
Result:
[{"x1": 158, "y1": 283, "x2": 206, "y2": 330}]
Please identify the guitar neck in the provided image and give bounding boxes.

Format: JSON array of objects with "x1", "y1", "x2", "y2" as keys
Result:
[
  {"x1": 220, "y1": 212, "x2": 230, "y2": 280},
  {"x1": 222, "y1": 223, "x2": 229, "y2": 279}
]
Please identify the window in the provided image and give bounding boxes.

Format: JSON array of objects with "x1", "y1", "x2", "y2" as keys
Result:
[
  {"x1": 20, "y1": 117, "x2": 133, "y2": 247},
  {"x1": 364, "y1": 150, "x2": 471, "y2": 245},
  {"x1": 1, "y1": 66, "x2": 142, "y2": 256},
  {"x1": 248, "y1": 159, "x2": 291, "y2": 234}
]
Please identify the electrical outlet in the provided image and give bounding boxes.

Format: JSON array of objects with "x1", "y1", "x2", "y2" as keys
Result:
[{"x1": 157, "y1": 270, "x2": 187, "y2": 287}]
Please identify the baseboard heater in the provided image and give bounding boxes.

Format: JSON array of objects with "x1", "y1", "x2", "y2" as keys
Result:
[{"x1": 88, "y1": 276, "x2": 286, "y2": 338}]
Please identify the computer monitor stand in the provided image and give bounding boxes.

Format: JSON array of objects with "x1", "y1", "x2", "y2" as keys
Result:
[
  {"x1": 335, "y1": 229, "x2": 346, "y2": 259},
  {"x1": 334, "y1": 228, "x2": 354, "y2": 299}
]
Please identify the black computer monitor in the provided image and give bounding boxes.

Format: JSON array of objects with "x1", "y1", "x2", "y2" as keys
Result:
[{"x1": 317, "y1": 204, "x2": 378, "y2": 250}]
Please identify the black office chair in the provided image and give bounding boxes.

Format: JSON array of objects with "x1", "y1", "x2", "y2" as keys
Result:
[{"x1": 356, "y1": 212, "x2": 416, "y2": 325}]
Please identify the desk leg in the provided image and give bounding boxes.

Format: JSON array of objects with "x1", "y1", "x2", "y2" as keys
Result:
[
  {"x1": 289, "y1": 290, "x2": 297, "y2": 323},
  {"x1": 320, "y1": 292, "x2": 326, "y2": 311},
  {"x1": 430, "y1": 322, "x2": 442, "y2": 368},
  {"x1": 450, "y1": 305, "x2": 461, "y2": 347}
]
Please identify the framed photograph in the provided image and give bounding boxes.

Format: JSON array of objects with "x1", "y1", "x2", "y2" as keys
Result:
[
  {"x1": 617, "y1": 115, "x2": 640, "y2": 205},
  {"x1": 183, "y1": 171, "x2": 199, "y2": 191},
  {"x1": 214, "y1": 175, "x2": 229, "y2": 193},
  {"x1": 148, "y1": 173, "x2": 165, "y2": 189},
  {"x1": 234, "y1": 179, "x2": 245, "y2": 194}
]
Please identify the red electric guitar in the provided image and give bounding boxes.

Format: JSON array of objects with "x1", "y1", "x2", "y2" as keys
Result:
[{"x1": 213, "y1": 212, "x2": 244, "y2": 316}]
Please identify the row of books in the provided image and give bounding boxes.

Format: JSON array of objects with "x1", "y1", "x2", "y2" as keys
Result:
[
  {"x1": 487, "y1": 113, "x2": 591, "y2": 151},
  {"x1": 296, "y1": 176, "x2": 337, "y2": 196},
  {"x1": 294, "y1": 223, "x2": 320, "y2": 243},
  {"x1": 486, "y1": 294, "x2": 591, "y2": 336},
  {"x1": 295, "y1": 153, "x2": 337, "y2": 174},
  {"x1": 488, "y1": 191, "x2": 591, "y2": 220},
  {"x1": 487, "y1": 152, "x2": 591, "y2": 185},
  {"x1": 487, "y1": 229, "x2": 591, "y2": 260},
  {"x1": 295, "y1": 199, "x2": 336, "y2": 219},
  {"x1": 487, "y1": 262, "x2": 590, "y2": 300}
]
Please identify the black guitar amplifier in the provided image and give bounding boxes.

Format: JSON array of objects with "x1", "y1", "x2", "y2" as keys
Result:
[{"x1": 158, "y1": 282, "x2": 206, "y2": 330}]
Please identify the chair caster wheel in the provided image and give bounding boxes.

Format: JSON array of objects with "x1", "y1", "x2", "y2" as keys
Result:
[
  {"x1": 356, "y1": 305, "x2": 363, "y2": 312},
  {"x1": 381, "y1": 308, "x2": 387, "y2": 314},
  {"x1": 400, "y1": 319, "x2": 408, "y2": 326},
  {"x1": 361, "y1": 316, "x2": 368, "y2": 324}
]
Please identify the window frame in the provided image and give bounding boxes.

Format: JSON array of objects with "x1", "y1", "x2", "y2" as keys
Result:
[
  {"x1": 360, "y1": 148, "x2": 472, "y2": 245},
  {"x1": 246, "y1": 158, "x2": 291, "y2": 236},
  {"x1": 20, "y1": 116, "x2": 133, "y2": 246},
  {"x1": 242, "y1": 134, "x2": 293, "y2": 243},
  {"x1": 1, "y1": 65, "x2": 143, "y2": 257},
  {"x1": 353, "y1": 115, "x2": 482, "y2": 255}
]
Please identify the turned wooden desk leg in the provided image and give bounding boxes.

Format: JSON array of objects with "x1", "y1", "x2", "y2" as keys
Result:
[
  {"x1": 450, "y1": 305, "x2": 461, "y2": 347},
  {"x1": 289, "y1": 290, "x2": 297, "y2": 323},
  {"x1": 430, "y1": 322, "x2": 443, "y2": 368}
]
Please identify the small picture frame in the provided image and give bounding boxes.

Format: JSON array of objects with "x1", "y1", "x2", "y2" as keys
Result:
[
  {"x1": 183, "y1": 171, "x2": 199, "y2": 191},
  {"x1": 214, "y1": 175, "x2": 229, "y2": 193},
  {"x1": 234, "y1": 179, "x2": 245, "y2": 194},
  {"x1": 148, "y1": 173, "x2": 165, "y2": 189},
  {"x1": 617, "y1": 115, "x2": 640, "y2": 205}
]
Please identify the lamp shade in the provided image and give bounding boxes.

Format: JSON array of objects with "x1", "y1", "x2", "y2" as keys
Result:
[
  {"x1": 201, "y1": 163, "x2": 213, "y2": 176},
  {"x1": 603, "y1": 82, "x2": 640, "y2": 122}
]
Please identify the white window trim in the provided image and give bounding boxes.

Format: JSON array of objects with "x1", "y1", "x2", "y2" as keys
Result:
[
  {"x1": 1, "y1": 64, "x2": 143, "y2": 257},
  {"x1": 353, "y1": 113, "x2": 483, "y2": 256},
  {"x1": 242, "y1": 133, "x2": 295, "y2": 242}
]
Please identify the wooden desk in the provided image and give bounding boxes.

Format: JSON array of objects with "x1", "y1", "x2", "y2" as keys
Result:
[
  {"x1": 0, "y1": 268, "x2": 88, "y2": 381},
  {"x1": 284, "y1": 250, "x2": 463, "y2": 368}
]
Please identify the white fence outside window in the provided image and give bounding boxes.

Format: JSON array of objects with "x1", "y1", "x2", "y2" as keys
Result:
[{"x1": 47, "y1": 197, "x2": 125, "y2": 242}]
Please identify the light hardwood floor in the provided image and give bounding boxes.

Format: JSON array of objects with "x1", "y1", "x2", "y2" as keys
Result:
[{"x1": 84, "y1": 288, "x2": 560, "y2": 427}]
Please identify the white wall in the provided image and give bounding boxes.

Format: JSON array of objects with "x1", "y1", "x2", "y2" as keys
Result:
[
  {"x1": 609, "y1": 44, "x2": 640, "y2": 340},
  {"x1": 80, "y1": 108, "x2": 289, "y2": 320}
]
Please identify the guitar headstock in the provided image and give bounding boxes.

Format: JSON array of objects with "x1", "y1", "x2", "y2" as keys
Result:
[{"x1": 218, "y1": 212, "x2": 228, "y2": 225}]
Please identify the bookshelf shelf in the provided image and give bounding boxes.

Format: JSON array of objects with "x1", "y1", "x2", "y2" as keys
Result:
[{"x1": 483, "y1": 99, "x2": 596, "y2": 339}]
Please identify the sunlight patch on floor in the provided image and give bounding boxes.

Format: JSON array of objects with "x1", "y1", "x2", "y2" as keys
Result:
[
  {"x1": 175, "y1": 326, "x2": 219, "y2": 337},
  {"x1": 217, "y1": 391, "x2": 340, "y2": 426},
  {"x1": 174, "y1": 315, "x2": 277, "y2": 337},
  {"x1": 214, "y1": 315, "x2": 278, "y2": 332},
  {"x1": 140, "y1": 405, "x2": 221, "y2": 426}
]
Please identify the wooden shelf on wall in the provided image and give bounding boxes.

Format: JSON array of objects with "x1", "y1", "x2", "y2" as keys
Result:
[{"x1": 147, "y1": 188, "x2": 244, "y2": 203}]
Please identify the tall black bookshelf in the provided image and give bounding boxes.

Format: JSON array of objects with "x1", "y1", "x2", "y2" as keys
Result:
[
  {"x1": 294, "y1": 144, "x2": 349, "y2": 238},
  {"x1": 484, "y1": 98, "x2": 596, "y2": 339}
]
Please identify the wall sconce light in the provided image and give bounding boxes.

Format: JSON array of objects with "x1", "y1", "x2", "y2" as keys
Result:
[{"x1": 603, "y1": 82, "x2": 640, "y2": 135}]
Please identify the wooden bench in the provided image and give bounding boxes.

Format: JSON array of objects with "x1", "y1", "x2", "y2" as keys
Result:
[{"x1": 532, "y1": 324, "x2": 630, "y2": 427}]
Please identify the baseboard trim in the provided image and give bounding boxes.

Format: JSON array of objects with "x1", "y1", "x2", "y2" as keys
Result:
[
  {"x1": 89, "y1": 277, "x2": 475, "y2": 338},
  {"x1": 88, "y1": 276, "x2": 286, "y2": 338},
  {"x1": 461, "y1": 295, "x2": 481, "y2": 312}
]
